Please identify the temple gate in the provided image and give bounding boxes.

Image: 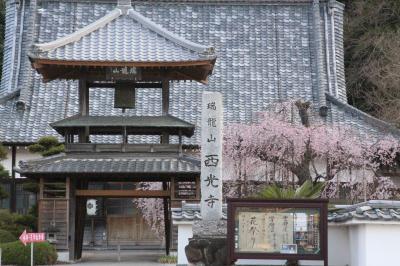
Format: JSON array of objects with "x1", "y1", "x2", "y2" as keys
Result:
[{"x1": 17, "y1": 0, "x2": 215, "y2": 260}]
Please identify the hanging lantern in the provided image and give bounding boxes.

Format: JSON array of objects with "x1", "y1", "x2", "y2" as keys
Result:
[{"x1": 86, "y1": 199, "x2": 98, "y2": 216}]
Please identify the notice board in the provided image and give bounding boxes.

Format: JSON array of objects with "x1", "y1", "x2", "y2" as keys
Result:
[{"x1": 227, "y1": 198, "x2": 328, "y2": 266}]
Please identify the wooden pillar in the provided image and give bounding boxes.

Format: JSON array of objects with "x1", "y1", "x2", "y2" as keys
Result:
[
  {"x1": 163, "y1": 181, "x2": 171, "y2": 255},
  {"x1": 74, "y1": 179, "x2": 88, "y2": 260},
  {"x1": 37, "y1": 178, "x2": 44, "y2": 232},
  {"x1": 162, "y1": 80, "x2": 169, "y2": 115},
  {"x1": 178, "y1": 130, "x2": 183, "y2": 155},
  {"x1": 65, "y1": 129, "x2": 74, "y2": 144},
  {"x1": 122, "y1": 126, "x2": 128, "y2": 144},
  {"x1": 170, "y1": 177, "x2": 175, "y2": 201},
  {"x1": 39, "y1": 178, "x2": 44, "y2": 199},
  {"x1": 161, "y1": 80, "x2": 171, "y2": 253},
  {"x1": 322, "y1": 201, "x2": 328, "y2": 266},
  {"x1": 161, "y1": 80, "x2": 171, "y2": 254},
  {"x1": 67, "y1": 178, "x2": 87, "y2": 260},
  {"x1": 78, "y1": 79, "x2": 89, "y2": 116},
  {"x1": 90, "y1": 218, "x2": 95, "y2": 247},
  {"x1": 68, "y1": 177, "x2": 76, "y2": 261},
  {"x1": 10, "y1": 145, "x2": 17, "y2": 212},
  {"x1": 162, "y1": 80, "x2": 170, "y2": 144},
  {"x1": 78, "y1": 79, "x2": 89, "y2": 143}
]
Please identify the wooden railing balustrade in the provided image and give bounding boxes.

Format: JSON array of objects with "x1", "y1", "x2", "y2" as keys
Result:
[{"x1": 65, "y1": 143, "x2": 182, "y2": 153}]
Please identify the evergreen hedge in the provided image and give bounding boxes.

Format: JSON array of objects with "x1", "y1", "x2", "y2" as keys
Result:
[
  {"x1": 28, "y1": 136, "x2": 64, "y2": 157},
  {"x1": 0, "y1": 241, "x2": 57, "y2": 265},
  {"x1": 0, "y1": 209, "x2": 36, "y2": 237},
  {"x1": 0, "y1": 229, "x2": 16, "y2": 243}
]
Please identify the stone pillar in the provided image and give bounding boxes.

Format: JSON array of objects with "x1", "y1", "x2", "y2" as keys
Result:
[
  {"x1": 185, "y1": 92, "x2": 229, "y2": 266},
  {"x1": 200, "y1": 91, "x2": 223, "y2": 220}
]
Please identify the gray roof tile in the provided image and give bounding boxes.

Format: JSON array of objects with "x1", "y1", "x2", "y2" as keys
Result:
[
  {"x1": 326, "y1": 93, "x2": 400, "y2": 139},
  {"x1": 32, "y1": 6, "x2": 215, "y2": 63},
  {"x1": 0, "y1": 1, "x2": 18, "y2": 96},
  {"x1": 51, "y1": 115, "x2": 195, "y2": 137},
  {"x1": 0, "y1": 0, "x2": 395, "y2": 145},
  {"x1": 17, "y1": 152, "x2": 200, "y2": 176},
  {"x1": 172, "y1": 202, "x2": 227, "y2": 222},
  {"x1": 172, "y1": 200, "x2": 400, "y2": 223},
  {"x1": 328, "y1": 200, "x2": 400, "y2": 223}
]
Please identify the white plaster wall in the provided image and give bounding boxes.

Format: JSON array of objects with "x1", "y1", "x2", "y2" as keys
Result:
[
  {"x1": 328, "y1": 226, "x2": 350, "y2": 266},
  {"x1": 177, "y1": 223, "x2": 193, "y2": 266},
  {"x1": 364, "y1": 224, "x2": 400, "y2": 266},
  {"x1": 176, "y1": 222, "x2": 400, "y2": 266},
  {"x1": 2, "y1": 147, "x2": 42, "y2": 178},
  {"x1": 349, "y1": 224, "x2": 366, "y2": 266},
  {"x1": 177, "y1": 224, "x2": 347, "y2": 266}
]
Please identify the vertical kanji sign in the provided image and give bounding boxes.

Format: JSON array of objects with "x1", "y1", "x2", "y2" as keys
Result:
[{"x1": 200, "y1": 92, "x2": 223, "y2": 220}]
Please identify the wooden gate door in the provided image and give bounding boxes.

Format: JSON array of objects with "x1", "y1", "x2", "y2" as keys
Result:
[{"x1": 107, "y1": 214, "x2": 162, "y2": 246}]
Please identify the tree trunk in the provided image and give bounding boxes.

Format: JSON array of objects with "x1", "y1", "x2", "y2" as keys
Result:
[
  {"x1": 295, "y1": 100, "x2": 311, "y2": 127},
  {"x1": 291, "y1": 100, "x2": 313, "y2": 185},
  {"x1": 290, "y1": 160, "x2": 312, "y2": 185}
]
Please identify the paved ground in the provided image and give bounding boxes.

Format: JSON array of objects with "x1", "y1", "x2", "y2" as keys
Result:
[{"x1": 58, "y1": 250, "x2": 171, "y2": 266}]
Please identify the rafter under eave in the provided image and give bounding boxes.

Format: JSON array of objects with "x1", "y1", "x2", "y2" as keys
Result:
[{"x1": 31, "y1": 60, "x2": 215, "y2": 83}]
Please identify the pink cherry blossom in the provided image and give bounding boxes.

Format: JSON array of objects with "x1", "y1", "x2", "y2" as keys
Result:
[
  {"x1": 223, "y1": 101, "x2": 400, "y2": 201},
  {"x1": 136, "y1": 101, "x2": 400, "y2": 235}
]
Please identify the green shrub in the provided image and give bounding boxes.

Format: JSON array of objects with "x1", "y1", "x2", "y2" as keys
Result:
[
  {"x1": 0, "y1": 164, "x2": 9, "y2": 178},
  {"x1": 27, "y1": 143, "x2": 45, "y2": 153},
  {"x1": 23, "y1": 181, "x2": 39, "y2": 193},
  {"x1": 0, "y1": 181, "x2": 8, "y2": 200},
  {"x1": 257, "y1": 180, "x2": 326, "y2": 199},
  {"x1": 0, "y1": 241, "x2": 57, "y2": 265},
  {"x1": 41, "y1": 144, "x2": 64, "y2": 157},
  {"x1": 0, "y1": 209, "x2": 24, "y2": 237},
  {"x1": 0, "y1": 144, "x2": 7, "y2": 160},
  {"x1": 28, "y1": 136, "x2": 64, "y2": 157},
  {"x1": 0, "y1": 209, "x2": 36, "y2": 238},
  {"x1": 0, "y1": 229, "x2": 16, "y2": 243},
  {"x1": 37, "y1": 136, "x2": 59, "y2": 149},
  {"x1": 28, "y1": 203, "x2": 38, "y2": 217},
  {"x1": 14, "y1": 214, "x2": 37, "y2": 232}
]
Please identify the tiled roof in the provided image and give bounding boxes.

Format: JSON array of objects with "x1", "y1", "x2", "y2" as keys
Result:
[
  {"x1": 172, "y1": 202, "x2": 227, "y2": 222},
  {"x1": 328, "y1": 200, "x2": 400, "y2": 223},
  {"x1": 50, "y1": 115, "x2": 195, "y2": 137},
  {"x1": 1, "y1": 0, "x2": 397, "y2": 145},
  {"x1": 16, "y1": 152, "x2": 201, "y2": 177},
  {"x1": 172, "y1": 200, "x2": 400, "y2": 223},
  {"x1": 326, "y1": 94, "x2": 400, "y2": 139},
  {"x1": 30, "y1": 4, "x2": 215, "y2": 63}
]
